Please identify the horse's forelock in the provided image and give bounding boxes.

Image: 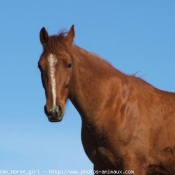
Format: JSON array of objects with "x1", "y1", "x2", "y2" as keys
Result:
[{"x1": 44, "y1": 31, "x2": 69, "y2": 54}]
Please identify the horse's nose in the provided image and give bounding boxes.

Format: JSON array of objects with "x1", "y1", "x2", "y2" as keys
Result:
[{"x1": 44, "y1": 105, "x2": 63, "y2": 122}]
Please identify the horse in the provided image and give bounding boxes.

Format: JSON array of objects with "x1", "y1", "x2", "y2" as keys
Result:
[{"x1": 38, "y1": 25, "x2": 175, "y2": 175}]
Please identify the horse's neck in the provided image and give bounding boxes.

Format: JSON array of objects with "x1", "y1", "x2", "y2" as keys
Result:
[{"x1": 69, "y1": 46, "x2": 122, "y2": 125}]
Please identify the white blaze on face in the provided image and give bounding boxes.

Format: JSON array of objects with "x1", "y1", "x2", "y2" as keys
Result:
[{"x1": 47, "y1": 54, "x2": 57, "y2": 107}]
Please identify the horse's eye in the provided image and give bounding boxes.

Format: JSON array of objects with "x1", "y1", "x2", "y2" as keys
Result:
[{"x1": 67, "y1": 63, "x2": 72, "y2": 69}]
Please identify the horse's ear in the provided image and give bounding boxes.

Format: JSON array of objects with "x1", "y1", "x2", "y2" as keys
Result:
[
  {"x1": 65, "y1": 25, "x2": 75, "y2": 45},
  {"x1": 40, "y1": 27, "x2": 49, "y2": 45}
]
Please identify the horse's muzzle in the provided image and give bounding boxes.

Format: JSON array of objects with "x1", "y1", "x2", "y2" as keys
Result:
[{"x1": 44, "y1": 105, "x2": 63, "y2": 122}]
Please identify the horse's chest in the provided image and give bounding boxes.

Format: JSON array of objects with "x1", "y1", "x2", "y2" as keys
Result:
[
  {"x1": 81, "y1": 124, "x2": 119, "y2": 168},
  {"x1": 96, "y1": 146, "x2": 118, "y2": 168}
]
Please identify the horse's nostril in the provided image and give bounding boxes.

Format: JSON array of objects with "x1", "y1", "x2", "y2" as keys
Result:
[
  {"x1": 58, "y1": 105, "x2": 62, "y2": 114},
  {"x1": 44, "y1": 105, "x2": 55, "y2": 116},
  {"x1": 44, "y1": 105, "x2": 49, "y2": 115},
  {"x1": 54, "y1": 105, "x2": 62, "y2": 117}
]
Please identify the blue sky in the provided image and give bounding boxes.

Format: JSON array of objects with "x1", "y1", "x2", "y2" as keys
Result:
[{"x1": 0, "y1": 0, "x2": 175, "y2": 173}]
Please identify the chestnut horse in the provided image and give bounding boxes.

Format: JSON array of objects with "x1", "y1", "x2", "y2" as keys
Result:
[{"x1": 38, "y1": 25, "x2": 175, "y2": 174}]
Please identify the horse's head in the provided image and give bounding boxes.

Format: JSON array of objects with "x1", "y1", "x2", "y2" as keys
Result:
[{"x1": 38, "y1": 25, "x2": 75, "y2": 122}]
